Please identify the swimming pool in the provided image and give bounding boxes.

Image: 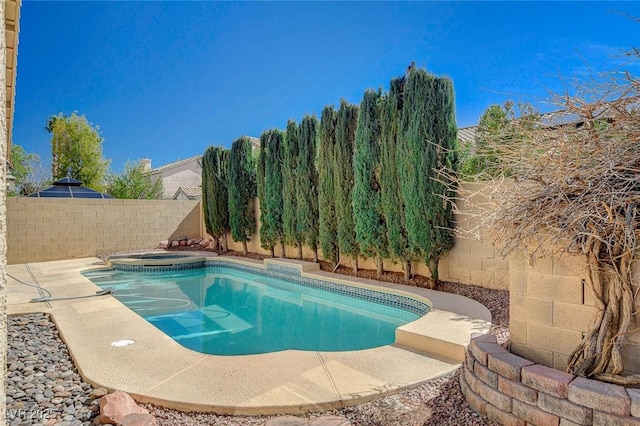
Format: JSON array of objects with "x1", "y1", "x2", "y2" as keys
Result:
[{"x1": 83, "y1": 261, "x2": 429, "y2": 355}]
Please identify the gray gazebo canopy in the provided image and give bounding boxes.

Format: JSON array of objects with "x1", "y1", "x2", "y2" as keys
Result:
[{"x1": 27, "y1": 178, "x2": 113, "y2": 199}]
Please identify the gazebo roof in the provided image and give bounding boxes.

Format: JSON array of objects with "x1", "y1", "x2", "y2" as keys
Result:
[{"x1": 27, "y1": 178, "x2": 113, "y2": 199}]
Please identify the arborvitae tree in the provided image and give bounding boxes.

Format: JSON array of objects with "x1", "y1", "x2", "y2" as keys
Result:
[
  {"x1": 257, "y1": 131, "x2": 272, "y2": 254},
  {"x1": 317, "y1": 106, "x2": 339, "y2": 266},
  {"x1": 397, "y1": 68, "x2": 458, "y2": 285},
  {"x1": 296, "y1": 114, "x2": 320, "y2": 262},
  {"x1": 380, "y1": 77, "x2": 412, "y2": 282},
  {"x1": 265, "y1": 130, "x2": 285, "y2": 257},
  {"x1": 228, "y1": 136, "x2": 257, "y2": 255},
  {"x1": 353, "y1": 89, "x2": 387, "y2": 277},
  {"x1": 202, "y1": 146, "x2": 230, "y2": 251},
  {"x1": 334, "y1": 100, "x2": 360, "y2": 273},
  {"x1": 283, "y1": 120, "x2": 302, "y2": 258}
]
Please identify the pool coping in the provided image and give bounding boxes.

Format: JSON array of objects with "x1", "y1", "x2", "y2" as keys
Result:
[
  {"x1": 106, "y1": 251, "x2": 207, "y2": 268},
  {"x1": 7, "y1": 255, "x2": 491, "y2": 415}
]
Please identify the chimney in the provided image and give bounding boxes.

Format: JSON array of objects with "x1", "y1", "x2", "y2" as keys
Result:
[{"x1": 141, "y1": 158, "x2": 152, "y2": 171}]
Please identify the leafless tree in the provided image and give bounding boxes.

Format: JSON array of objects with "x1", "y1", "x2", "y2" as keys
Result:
[{"x1": 449, "y1": 44, "x2": 640, "y2": 384}]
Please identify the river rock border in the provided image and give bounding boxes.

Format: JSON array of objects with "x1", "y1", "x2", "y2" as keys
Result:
[{"x1": 461, "y1": 334, "x2": 640, "y2": 426}]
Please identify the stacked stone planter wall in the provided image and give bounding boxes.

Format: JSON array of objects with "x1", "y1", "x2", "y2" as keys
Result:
[{"x1": 461, "y1": 334, "x2": 640, "y2": 426}]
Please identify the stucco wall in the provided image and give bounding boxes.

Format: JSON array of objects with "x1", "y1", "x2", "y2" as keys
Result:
[
  {"x1": 7, "y1": 198, "x2": 202, "y2": 264},
  {"x1": 152, "y1": 158, "x2": 202, "y2": 199}
]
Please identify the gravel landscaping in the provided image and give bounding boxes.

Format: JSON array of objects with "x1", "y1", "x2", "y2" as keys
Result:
[
  {"x1": 8, "y1": 251, "x2": 507, "y2": 425},
  {"x1": 6, "y1": 314, "x2": 98, "y2": 426}
]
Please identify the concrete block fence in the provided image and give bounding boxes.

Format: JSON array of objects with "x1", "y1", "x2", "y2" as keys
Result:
[
  {"x1": 7, "y1": 198, "x2": 202, "y2": 264},
  {"x1": 461, "y1": 334, "x2": 640, "y2": 426}
]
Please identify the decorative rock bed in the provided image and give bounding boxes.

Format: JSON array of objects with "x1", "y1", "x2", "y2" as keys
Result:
[
  {"x1": 157, "y1": 238, "x2": 213, "y2": 250},
  {"x1": 461, "y1": 333, "x2": 640, "y2": 426},
  {"x1": 6, "y1": 313, "x2": 99, "y2": 426}
]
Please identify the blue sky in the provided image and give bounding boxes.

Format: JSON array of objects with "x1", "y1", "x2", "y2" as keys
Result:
[{"x1": 13, "y1": 1, "x2": 640, "y2": 173}]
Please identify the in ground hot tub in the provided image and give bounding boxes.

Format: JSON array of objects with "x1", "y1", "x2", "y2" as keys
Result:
[{"x1": 107, "y1": 252, "x2": 206, "y2": 272}]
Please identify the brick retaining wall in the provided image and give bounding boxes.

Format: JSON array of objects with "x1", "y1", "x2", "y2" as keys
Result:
[{"x1": 461, "y1": 334, "x2": 640, "y2": 426}]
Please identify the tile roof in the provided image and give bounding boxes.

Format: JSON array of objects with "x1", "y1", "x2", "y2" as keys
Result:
[
  {"x1": 456, "y1": 106, "x2": 595, "y2": 144},
  {"x1": 457, "y1": 126, "x2": 477, "y2": 144},
  {"x1": 149, "y1": 136, "x2": 259, "y2": 175},
  {"x1": 172, "y1": 186, "x2": 202, "y2": 200},
  {"x1": 151, "y1": 155, "x2": 203, "y2": 174}
]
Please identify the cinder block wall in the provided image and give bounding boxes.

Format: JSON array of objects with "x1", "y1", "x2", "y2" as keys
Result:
[
  {"x1": 208, "y1": 197, "x2": 508, "y2": 290},
  {"x1": 510, "y1": 250, "x2": 640, "y2": 374},
  {"x1": 509, "y1": 251, "x2": 593, "y2": 371},
  {"x1": 7, "y1": 198, "x2": 202, "y2": 264}
]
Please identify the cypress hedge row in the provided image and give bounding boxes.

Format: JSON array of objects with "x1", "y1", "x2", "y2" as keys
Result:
[{"x1": 201, "y1": 65, "x2": 458, "y2": 284}]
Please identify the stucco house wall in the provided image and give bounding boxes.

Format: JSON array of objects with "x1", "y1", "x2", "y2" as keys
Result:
[{"x1": 150, "y1": 155, "x2": 202, "y2": 199}]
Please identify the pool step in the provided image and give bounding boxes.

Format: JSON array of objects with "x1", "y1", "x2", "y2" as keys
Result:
[{"x1": 394, "y1": 308, "x2": 488, "y2": 363}]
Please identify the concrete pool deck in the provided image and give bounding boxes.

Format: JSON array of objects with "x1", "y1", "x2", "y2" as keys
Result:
[{"x1": 7, "y1": 256, "x2": 491, "y2": 415}]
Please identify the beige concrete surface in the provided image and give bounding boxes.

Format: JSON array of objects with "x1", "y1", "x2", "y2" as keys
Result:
[{"x1": 7, "y1": 256, "x2": 491, "y2": 415}]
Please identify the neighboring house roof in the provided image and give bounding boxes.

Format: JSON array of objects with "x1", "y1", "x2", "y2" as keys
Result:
[
  {"x1": 457, "y1": 126, "x2": 477, "y2": 144},
  {"x1": 27, "y1": 178, "x2": 114, "y2": 199},
  {"x1": 150, "y1": 154, "x2": 203, "y2": 175},
  {"x1": 172, "y1": 186, "x2": 202, "y2": 200},
  {"x1": 456, "y1": 106, "x2": 601, "y2": 145},
  {"x1": 149, "y1": 154, "x2": 203, "y2": 199}
]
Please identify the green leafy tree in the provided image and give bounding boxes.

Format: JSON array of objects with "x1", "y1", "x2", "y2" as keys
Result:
[
  {"x1": 353, "y1": 89, "x2": 387, "y2": 277},
  {"x1": 472, "y1": 104, "x2": 510, "y2": 176},
  {"x1": 459, "y1": 102, "x2": 539, "y2": 179},
  {"x1": 258, "y1": 129, "x2": 285, "y2": 257},
  {"x1": 46, "y1": 112, "x2": 110, "y2": 191},
  {"x1": 106, "y1": 161, "x2": 163, "y2": 199},
  {"x1": 10, "y1": 144, "x2": 35, "y2": 194},
  {"x1": 9, "y1": 144, "x2": 49, "y2": 196},
  {"x1": 381, "y1": 77, "x2": 412, "y2": 282},
  {"x1": 397, "y1": 67, "x2": 458, "y2": 286},
  {"x1": 459, "y1": 103, "x2": 510, "y2": 178},
  {"x1": 334, "y1": 100, "x2": 360, "y2": 273},
  {"x1": 317, "y1": 106, "x2": 339, "y2": 266},
  {"x1": 283, "y1": 120, "x2": 302, "y2": 258},
  {"x1": 228, "y1": 136, "x2": 257, "y2": 255},
  {"x1": 202, "y1": 146, "x2": 230, "y2": 251},
  {"x1": 296, "y1": 114, "x2": 320, "y2": 262}
]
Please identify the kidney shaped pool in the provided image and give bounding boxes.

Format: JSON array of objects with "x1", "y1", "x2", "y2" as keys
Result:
[{"x1": 83, "y1": 263, "x2": 429, "y2": 356}]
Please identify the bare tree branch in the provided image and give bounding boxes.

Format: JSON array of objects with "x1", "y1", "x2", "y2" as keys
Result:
[{"x1": 449, "y1": 48, "x2": 640, "y2": 383}]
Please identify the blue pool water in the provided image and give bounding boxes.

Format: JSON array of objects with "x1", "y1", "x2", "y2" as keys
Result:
[{"x1": 83, "y1": 266, "x2": 424, "y2": 355}]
